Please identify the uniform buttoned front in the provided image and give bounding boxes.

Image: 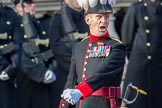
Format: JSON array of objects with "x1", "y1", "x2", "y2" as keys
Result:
[
  {"x1": 48, "y1": 3, "x2": 89, "y2": 107},
  {"x1": 0, "y1": 6, "x2": 22, "y2": 108},
  {"x1": 60, "y1": 34, "x2": 126, "y2": 108},
  {"x1": 144, "y1": 16, "x2": 149, "y2": 20},
  {"x1": 122, "y1": 0, "x2": 162, "y2": 108},
  {"x1": 146, "y1": 42, "x2": 151, "y2": 47}
]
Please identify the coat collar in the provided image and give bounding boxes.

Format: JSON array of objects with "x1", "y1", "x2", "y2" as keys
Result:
[{"x1": 90, "y1": 31, "x2": 109, "y2": 42}]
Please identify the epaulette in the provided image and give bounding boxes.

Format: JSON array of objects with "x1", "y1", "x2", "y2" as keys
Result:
[
  {"x1": 109, "y1": 35, "x2": 123, "y2": 44},
  {"x1": 81, "y1": 36, "x2": 89, "y2": 42}
]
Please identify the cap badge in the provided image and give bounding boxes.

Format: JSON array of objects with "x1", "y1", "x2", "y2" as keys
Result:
[{"x1": 89, "y1": 0, "x2": 98, "y2": 8}]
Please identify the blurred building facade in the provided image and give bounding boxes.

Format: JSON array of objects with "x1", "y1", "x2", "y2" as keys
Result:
[{"x1": 4, "y1": 0, "x2": 135, "y2": 14}]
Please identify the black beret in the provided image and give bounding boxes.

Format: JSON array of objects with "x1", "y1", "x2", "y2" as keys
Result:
[{"x1": 14, "y1": 0, "x2": 33, "y2": 5}]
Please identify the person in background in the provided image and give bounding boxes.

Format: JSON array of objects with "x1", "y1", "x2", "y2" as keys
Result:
[
  {"x1": 48, "y1": 0, "x2": 89, "y2": 107},
  {"x1": 0, "y1": 3, "x2": 22, "y2": 108},
  {"x1": 37, "y1": 11, "x2": 52, "y2": 32},
  {"x1": 14, "y1": 0, "x2": 56, "y2": 108},
  {"x1": 121, "y1": 0, "x2": 162, "y2": 108},
  {"x1": 59, "y1": 0, "x2": 126, "y2": 108},
  {"x1": 113, "y1": 8, "x2": 126, "y2": 40}
]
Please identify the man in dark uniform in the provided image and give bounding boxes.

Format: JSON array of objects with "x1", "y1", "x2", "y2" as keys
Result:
[
  {"x1": 48, "y1": 0, "x2": 89, "y2": 107},
  {"x1": 13, "y1": 0, "x2": 56, "y2": 108},
  {"x1": 113, "y1": 8, "x2": 126, "y2": 40},
  {"x1": 121, "y1": 0, "x2": 162, "y2": 108},
  {"x1": 0, "y1": 3, "x2": 22, "y2": 108},
  {"x1": 59, "y1": 0, "x2": 126, "y2": 108}
]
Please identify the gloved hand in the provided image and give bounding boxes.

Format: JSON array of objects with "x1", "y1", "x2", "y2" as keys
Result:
[
  {"x1": 61, "y1": 89, "x2": 83, "y2": 105},
  {"x1": 0, "y1": 71, "x2": 10, "y2": 81},
  {"x1": 42, "y1": 70, "x2": 56, "y2": 84}
]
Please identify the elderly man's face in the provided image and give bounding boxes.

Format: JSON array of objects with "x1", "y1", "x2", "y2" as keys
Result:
[
  {"x1": 15, "y1": 2, "x2": 36, "y2": 16},
  {"x1": 85, "y1": 13, "x2": 110, "y2": 36}
]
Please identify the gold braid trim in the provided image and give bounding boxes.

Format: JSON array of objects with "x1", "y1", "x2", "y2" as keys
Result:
[
  {"x1": 109, "y1": 35, "x2": 123, "y2": 44},
  {"x1": 81, "y1": 36, "x2": 90, "y2": 42}
]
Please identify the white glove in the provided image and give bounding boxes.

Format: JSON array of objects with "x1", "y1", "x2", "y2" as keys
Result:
[
  {"x1": 61, "y1": 89, "x2": 83, "y2": 105},
  {"x1": 0, "y1": 71, "x2": 10, "y2": 81},
  {"x1": 42, "y1": 70, "x2": 56, "y2": 84}
]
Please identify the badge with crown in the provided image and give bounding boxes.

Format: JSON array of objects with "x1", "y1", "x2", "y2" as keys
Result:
[{"x1": 76, "y1": 0, "x2": 117, "y2": 14}]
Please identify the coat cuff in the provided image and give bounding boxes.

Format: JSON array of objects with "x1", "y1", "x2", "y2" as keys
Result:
[
  {"x1": 75, "y1": 82, "x2": 93, "y2": 99},
  {"x1": 58, "y1": 99, "x2": 68, "y2": 108}
]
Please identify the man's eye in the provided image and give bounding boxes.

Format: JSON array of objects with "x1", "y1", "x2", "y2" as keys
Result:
[{"x1": 96, "y1": 16, "x2": 101, "y2": 19}]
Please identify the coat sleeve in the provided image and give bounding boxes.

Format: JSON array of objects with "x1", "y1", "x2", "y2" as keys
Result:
[
  {"x1": 3, "y1": 8, "x2": 23, "y2": 79},
  {"x1": 75, "y1": 43, "x2": 126, "y2": 99},
  {"x1": 58, "y1": 45, "x2": 78, "y2": 108},
  {"x1": 0, "y1": 56, "x2": 10, "y2": 72},
  {"x1": 121, "y1": 4, "x2": 138, "y2": 58},
  {"x1": 64, "y1": 44, "x2": 78, "y2": 89},
  {"x1": 20, "y1": 51, "x2": 47, "y2": 83}
]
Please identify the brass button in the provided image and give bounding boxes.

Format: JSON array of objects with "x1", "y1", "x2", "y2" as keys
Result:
[
  {"x1": 84, "y1": 62, "x2": 87, "y2": 65},
  {"x1": 87, "y1": 50, "x2": 90, "y2": 53},
  {"x1": 144, "y1": 16, "x2": 149, "y2": 21},
  {"x1": 20, "y1": 24, "x2": 24, "y2": 27},
  {"x1": 8, "y1": 36, "x2": 12, "y2": 39},
  {"x1": 144, "y1": 3, "x2": 147, "y2": 7},
  {"x1": 146, "y1": 43, "x2": 151, "y2": 47},
  {"x1": 6, "y1": 21, "x2": 10, "y2": 25},
  {"x1": 145, "y1": 29, "x2": 150, "y2": 34},
  {"x1": 147, "y1": 56, "x2": 152, "y2": 60},
  {"x1": 83, "y1": 74, "x2": 86, "y2": 78},
  {"x1": 89, "y1": 43, "x2": 92, "y2": 47},
  {"x1": 24, "y1": 35, "x2": 27, "y2": 38},
  {"x1": 62, "y1": 104, "x2": 65, "y2": 106},
  {"x1": 84, "y1": 68, "x2": 86, "y2": 71},
  {"x1": 42, "y1": 31, "x2": 46, "y2": 35},
  {"x1": 139, "y1": 0, "x2": 142, "y2": 2},
  {"x1": 86, "y1": 56, "x2": 88, "y2": 59}
]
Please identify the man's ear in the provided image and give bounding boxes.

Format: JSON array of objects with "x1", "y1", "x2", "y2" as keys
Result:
[
  {"x1": 15, "y1": 4, "x2": 21, "y2": 10},
  {"x1": 85, "y1": 15, "x2": 91, "y2": 25}
]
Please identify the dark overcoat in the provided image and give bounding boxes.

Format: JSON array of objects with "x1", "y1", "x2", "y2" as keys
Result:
[
  {"x1": 16, "y1": 14, "x2": 54, "y2": 108},
  {"x1": 59, "y1": 34, "x2": 126, "y2": 108},
  {"x1": 121, "y1": 0, "x2": 162, "y2": 108},
  {"x1": 0, "y1": 6, "x2": 22, "y2": 108},
  {"x1": 48, "y1": 4, "x2": 89, "y2": 108}
]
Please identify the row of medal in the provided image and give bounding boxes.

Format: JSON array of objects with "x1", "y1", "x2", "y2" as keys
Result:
[{"x1": 88, "y1": 44, "x2": 111, "y2": 58}]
